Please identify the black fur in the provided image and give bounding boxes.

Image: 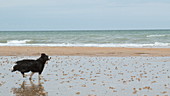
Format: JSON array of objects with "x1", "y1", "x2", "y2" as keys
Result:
[{"x1": 12, "y1": 53, "x2": 50, "y2": 79}]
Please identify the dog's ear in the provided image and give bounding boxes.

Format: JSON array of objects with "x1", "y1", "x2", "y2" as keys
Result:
[{"x1": 41, "y1": 53, "x2": 46, "y2": 56}]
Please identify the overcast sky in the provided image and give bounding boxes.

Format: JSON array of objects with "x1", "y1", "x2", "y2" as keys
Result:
[{"x1": 0, "y1": 0, "x2": 170, "y2": 30}]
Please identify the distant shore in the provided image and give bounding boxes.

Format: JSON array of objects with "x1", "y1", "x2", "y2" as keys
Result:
[{"x1": 1, "y1": 46, "x2": 170, "y2": 56}]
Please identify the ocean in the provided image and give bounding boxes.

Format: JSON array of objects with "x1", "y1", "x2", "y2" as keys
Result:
[{"x1": 0, "y1": 30, "x2": 170, "y2": 48}]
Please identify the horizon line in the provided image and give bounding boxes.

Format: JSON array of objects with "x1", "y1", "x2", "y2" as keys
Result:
[{"x1": 0, "y1": 28, "x2": 170, "y2": 32}]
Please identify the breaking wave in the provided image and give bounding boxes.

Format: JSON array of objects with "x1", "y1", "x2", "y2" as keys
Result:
[
  {"x1": 0, "y1": 42, "x2": 170, "y2": 48},
  {"x1": 7, "y1": 40, "x2": 32, "y2": 44},
  {"x1": 146, "y1": 35, "x2": 166, "y2": 37}
]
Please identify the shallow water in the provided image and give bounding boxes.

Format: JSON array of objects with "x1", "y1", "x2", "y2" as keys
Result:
[
  {"x1": 1, "y1": 30, "x2": 170, "y2": 47},
  {"x1": 0, "y1": 56, "x2": 170, "y2": 96}
]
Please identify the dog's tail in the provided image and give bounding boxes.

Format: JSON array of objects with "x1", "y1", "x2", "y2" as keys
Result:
[
  {"x1": 11, "y1": 67, "x2": 16, "y2": 72},
  {"x1": 11, "y1": 65, "x2": 17, "y2": 72},
  {"x1": 11, "y1": 69, "x2": 15, "y2": 72}
]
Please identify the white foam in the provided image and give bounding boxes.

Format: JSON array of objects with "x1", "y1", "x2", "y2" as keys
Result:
[
  {"x1": 7, "y1": 40, "x2": 31, "y2": 44},
  {"x1": 0, "y1": 42, "x2": 170, "y2": 48},
  {"x1": 146, "y1": 35, "x2": 166, "y2": 37}
]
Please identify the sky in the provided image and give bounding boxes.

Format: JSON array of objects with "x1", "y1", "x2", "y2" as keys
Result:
[{"x1": 0, "y1": 0, "x2": 170, "y2": 30}]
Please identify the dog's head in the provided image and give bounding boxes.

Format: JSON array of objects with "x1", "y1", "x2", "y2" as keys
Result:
[{"x1": 41, "y1": 53, "x2": 51, "y2": 61}]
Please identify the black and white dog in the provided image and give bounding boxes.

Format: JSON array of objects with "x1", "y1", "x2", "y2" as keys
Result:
[{"x1": 12, "y1": 53, "x2": 50, "y2": 79}]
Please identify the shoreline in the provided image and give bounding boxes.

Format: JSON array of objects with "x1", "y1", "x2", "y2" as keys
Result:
[{"x1": 1, "y1": 46, "x2": 170, "y2": 56}]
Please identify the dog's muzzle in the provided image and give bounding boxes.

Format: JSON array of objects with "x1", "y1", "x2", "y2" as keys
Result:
[{"x1": 48, "y1": 57, "x2": 51, "y2": 60}]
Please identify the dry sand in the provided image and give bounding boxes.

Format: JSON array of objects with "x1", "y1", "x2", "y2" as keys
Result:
[{"x1": 1, "y1": 46, "x2": 170, "y2": 56}]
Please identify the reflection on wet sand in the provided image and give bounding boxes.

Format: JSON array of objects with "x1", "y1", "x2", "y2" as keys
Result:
[
  {"x1": 11, "y1": 80, "x2": 47, "y2": 96},
  {"x1": 1, "y1": 56, "x2": 169, "y2": 96}
]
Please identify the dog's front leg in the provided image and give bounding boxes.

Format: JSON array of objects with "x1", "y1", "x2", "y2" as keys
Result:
[{"x1": 29, "y1": 72, "x2": 35, "y2": 80}]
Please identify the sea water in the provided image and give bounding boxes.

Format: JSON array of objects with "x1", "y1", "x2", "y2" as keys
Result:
[{"x1": 0, "y1": 30, "x2": 170, "y2": 47}]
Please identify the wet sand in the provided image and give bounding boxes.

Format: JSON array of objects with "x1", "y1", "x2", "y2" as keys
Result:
[
  {"x1": 1, "y1": 46, "x2": 170, "y2": 56},
  {"x1": 0, "y1": 56, "x2": 170, "y2": 96}
]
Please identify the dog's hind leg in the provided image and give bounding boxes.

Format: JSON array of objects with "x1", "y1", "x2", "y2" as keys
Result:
[
  {"x1": 38, "y1": 72, "x2": 43, "y2": 80},
  {"x1": 21, "y1": 72, "x2": 25, "y2": 78},
  {"x1": 38, "y1": 74, "x2": 41, "y2": 80},
  {"x1": 29, "y1": 72, "x2": 35, "y2": 80}
]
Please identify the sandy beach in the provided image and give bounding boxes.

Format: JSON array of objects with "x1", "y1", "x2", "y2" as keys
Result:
[
  {"x1": 1, "y1": 46, "x2": 170, "y2": 56},
  {"x1": 0, "y1": 56, "x2": 170, "y2": 96},
  {"x1": 0, "y1": 47, "x2": 170, "y2": 96}
]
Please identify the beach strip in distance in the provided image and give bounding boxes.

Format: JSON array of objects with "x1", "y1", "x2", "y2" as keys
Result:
[{"x1": 1, "y1": 46, "x2": 170, "y2": 57}]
